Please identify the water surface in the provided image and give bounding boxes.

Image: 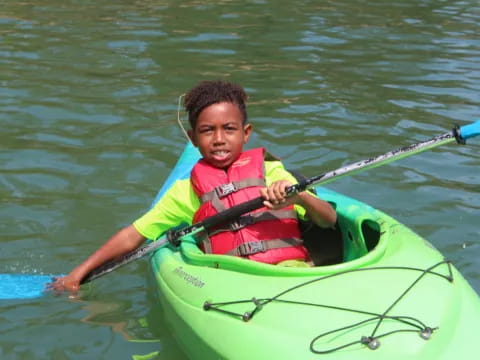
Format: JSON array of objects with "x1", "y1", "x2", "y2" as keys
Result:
[{"x1": 1, "y1": 0, "x2": 479, "y2": 359}]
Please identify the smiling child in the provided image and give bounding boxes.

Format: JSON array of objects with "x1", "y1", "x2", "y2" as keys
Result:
[{"x1": 49, "y1": 80, "x2": 336, "y2": 293}]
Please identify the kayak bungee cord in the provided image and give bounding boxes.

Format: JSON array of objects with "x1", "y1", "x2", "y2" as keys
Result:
[
  {"x1": 310, "y1": 260, "x2": 450, "y2": 353},
  {"x1": 203, "y1": 260, "x2": 452, "y2": 354}
]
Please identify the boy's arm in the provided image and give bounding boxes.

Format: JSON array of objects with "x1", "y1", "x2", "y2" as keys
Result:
[
  {"x1": 48, "y1": 179, "x2": 197, "y2": 294},
  {"x1": 264, "y1": 161, "x2": 337, "y2": 227},
  {"x1": 295, "y1": 189, "x2": 337, "y2": 227},
  {"x1": 48, "y1": 225, "x2": 146, "y2": 293}
]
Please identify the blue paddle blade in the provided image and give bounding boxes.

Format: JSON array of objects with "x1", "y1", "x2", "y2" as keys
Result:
[
  {"x1": 0, "y1": 274, "x2": 59, "y2": 300},
  {"x1": 459, "y1": 120, "x2": 480, "y2": 140}
]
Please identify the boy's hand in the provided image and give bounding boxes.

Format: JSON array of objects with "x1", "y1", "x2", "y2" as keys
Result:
[
  {"x1": 260, "y1": 180, "x2": 337, "y2": 228},
  {"x1": 260, "y1": 180, "x2": 298, "y2": 210},
  {"x1": 46, "y1": 274, "x2": 81, "y2": 296}
]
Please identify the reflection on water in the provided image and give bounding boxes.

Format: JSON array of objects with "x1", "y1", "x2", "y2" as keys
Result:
[{"x1": 1, "y1": 0, "x2": 479, "y2": 358}]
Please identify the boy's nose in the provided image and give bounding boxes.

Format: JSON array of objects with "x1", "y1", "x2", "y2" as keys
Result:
[{"x1": 213, "y1": 129, "x2": 226, "y2": 143}]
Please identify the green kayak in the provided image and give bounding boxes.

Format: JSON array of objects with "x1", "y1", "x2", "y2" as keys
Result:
[{"x1": 148, "y1": 143, "x2": 480, "y2": 360}]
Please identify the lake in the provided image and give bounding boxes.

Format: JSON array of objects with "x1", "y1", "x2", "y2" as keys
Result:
[{"x1": 1, "y1": 0, "x2": 479, "y2": 359}]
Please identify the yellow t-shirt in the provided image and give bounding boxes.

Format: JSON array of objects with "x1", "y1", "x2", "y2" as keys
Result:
[{"x1": 133, "y1": 160, "x2": 310, "y2": 240}]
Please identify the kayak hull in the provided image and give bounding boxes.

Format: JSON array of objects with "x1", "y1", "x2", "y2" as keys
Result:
[{"x1": 148, "y1": 143, "x2": 480, "y2": 359}]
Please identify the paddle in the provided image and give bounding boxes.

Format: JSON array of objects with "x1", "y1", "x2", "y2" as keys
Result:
[{"x1": 1, "y1": 120, "x2": 479, "y2": 299}]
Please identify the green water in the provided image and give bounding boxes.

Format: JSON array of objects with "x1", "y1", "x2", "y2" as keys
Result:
[{"x1": 1, "y1": 0, "x2": 479, "y2": 358}]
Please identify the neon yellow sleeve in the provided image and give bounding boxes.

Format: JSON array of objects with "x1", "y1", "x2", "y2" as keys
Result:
[
  {"x1": 132, "y1": 179, "x2": 200, "y2": 240},
  {"x1": 265, "y1": 160, "x2": 317, "y2": 219}
]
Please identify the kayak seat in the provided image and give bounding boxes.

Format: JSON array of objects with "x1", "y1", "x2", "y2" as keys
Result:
[
  {"x1": 289, "y1": 170, "x2": 344, "y2": 266},
  {"x1": 300, "y1": 211, "x2": 382, "y2": 266},
  {"x1": 299, "y1": 218, "x2": 344, "y2": 266},
  {"x1": 289, "y1": 166, "x2": 382, "y2": 264}
]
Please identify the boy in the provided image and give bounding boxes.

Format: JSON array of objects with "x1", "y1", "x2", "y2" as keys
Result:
[{"x1": 50, "y1": 80, "x2": 336, "y2": 293}]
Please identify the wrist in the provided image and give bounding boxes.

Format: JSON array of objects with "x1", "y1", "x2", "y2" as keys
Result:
[
  {"x1": 296, "y1": 192, "x2": 309, "y2": 207},
  {"x1": 69, "y1": 266, "x2": 90, "y2": 283}
]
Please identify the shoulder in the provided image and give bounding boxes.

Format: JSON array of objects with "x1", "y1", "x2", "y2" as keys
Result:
[
  {"x1": 132, "y1": 178, "x2": 199, "y2": 239},
  {"x1": 264, "y1": 160, "x2": 297, "y2": 185},
  {"x1": 163, "y1": 178, "x2": 199, "y2": 207},
  {"x1": 143, "y1": 178, "x2": 198, "y2": 217},
  {"x1": 169, "y1": 178, "x2": 192, "y2": 192}
]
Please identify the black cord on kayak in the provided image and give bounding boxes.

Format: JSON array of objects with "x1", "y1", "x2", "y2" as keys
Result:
[{"x1": 203, "y1": 261, "x2": 452, "y2": 354}]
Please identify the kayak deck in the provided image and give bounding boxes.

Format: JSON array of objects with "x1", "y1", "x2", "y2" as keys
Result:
[{"x1": 148, "y1": 143, "x2": 480, "y2": 359}]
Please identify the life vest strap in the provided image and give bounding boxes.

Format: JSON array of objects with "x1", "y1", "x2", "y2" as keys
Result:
[
  {"x1": 200, "y1": 178, "x2": 266, "y2": 203},
  {"x1": 208, "y1": 210, "x2": 297, "y2": 236},
  {"x1": 226, "y1": 238, "x2": 304, "y2": 257}
]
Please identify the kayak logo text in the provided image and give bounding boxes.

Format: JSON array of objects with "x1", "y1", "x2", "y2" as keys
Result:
[{"x1": 173, "y1": 266, "x2": 206, "y2": 288}]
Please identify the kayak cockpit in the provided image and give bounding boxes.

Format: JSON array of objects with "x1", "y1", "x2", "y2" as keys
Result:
[
  {"x1": 301, "y1": 215, "x2": 381, "y2": 266},
  {"x1": 176, "y1": 187, "x2": 388, "y2": 276}
]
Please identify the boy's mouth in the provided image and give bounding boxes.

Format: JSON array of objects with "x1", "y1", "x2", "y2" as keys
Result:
[{"x1": 211, "y1": 150, "x2": 230, "y2": 161}]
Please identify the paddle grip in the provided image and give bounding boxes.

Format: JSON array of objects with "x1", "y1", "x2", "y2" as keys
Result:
[
  {"x1": 201, "y1": 196, "x2": 265, "y2": 230},
  {"x1": 167, "y1": 196, "x2": 265, "y2": 245},
  {"x1": 199, "y1": 180, "x2": 308, "y2": 231}
]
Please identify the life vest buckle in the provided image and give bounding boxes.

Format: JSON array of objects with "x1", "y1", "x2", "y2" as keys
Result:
[
  {"x1": 215, "y1": 182, "x2": 237, "y2": 198},
  {"x1": 238, "y1": 241, "x2": 265, "y2": 256},
  {"x1": 229, "y1": 215, "x2": 254, "y2": 231}
]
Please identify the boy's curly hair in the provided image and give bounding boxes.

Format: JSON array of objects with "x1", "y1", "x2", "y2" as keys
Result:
[{"x1": 184, "y1": 80, "x2": 248, "y2": 129}]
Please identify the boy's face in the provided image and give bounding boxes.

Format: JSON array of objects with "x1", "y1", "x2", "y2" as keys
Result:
[{"x1": 188, "y1": 102, "x2": 252, "y2": 169}]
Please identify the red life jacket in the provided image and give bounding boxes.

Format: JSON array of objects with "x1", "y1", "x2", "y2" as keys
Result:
[{"x1": 190, "y1": 147, "x2": 308, "y2": 264}]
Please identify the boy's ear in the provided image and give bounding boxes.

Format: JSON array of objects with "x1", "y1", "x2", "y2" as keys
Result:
[
  {"x1": 243, "y1": 123, "x2": 253, "y2": 144},
  {"x1": 187, "y1": 129, "x2": 197, "y2": 147}
]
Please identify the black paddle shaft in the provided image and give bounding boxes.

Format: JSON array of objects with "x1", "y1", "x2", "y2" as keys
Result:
[
  {"x1": 167, "y1": 182, "x2": 300, "y2": 246},
  {"x1": 81, "y1": 121, "x2": 480, "y2": 284},
  {"x1": 167, "y1": 180, "x2": 310, "y2": 246}
]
